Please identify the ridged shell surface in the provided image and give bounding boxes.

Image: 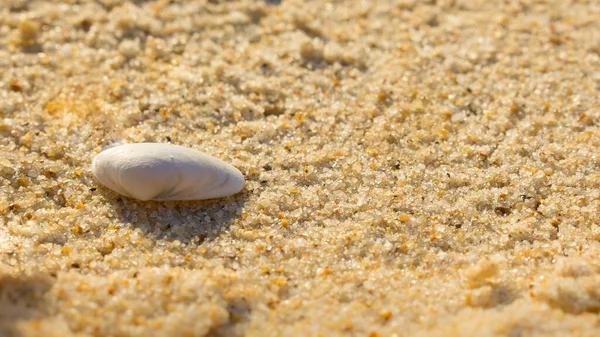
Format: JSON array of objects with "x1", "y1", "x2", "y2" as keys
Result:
[{"x1": 91, "y1": 143, "x2": 244, "y2": 201}]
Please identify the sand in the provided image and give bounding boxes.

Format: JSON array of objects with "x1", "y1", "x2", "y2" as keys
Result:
[{"x1": 1, "y1": 0, "x2": 600, "y2": 336}]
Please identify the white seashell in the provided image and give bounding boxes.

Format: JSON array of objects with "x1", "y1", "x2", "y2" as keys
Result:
[{"x1": 91, "y1": 143, "x2": 244, "y2": 201}]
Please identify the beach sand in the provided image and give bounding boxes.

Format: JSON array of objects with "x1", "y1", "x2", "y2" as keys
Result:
[{"x1": 2, "y1": 0, "x2": 600, "y2": 335}]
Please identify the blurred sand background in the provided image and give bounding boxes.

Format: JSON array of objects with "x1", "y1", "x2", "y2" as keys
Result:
[{"x1": 2, "y1": 0, "x2": 600, "y2": 336}]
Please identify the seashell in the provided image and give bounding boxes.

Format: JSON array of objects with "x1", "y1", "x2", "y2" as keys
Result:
[{"x1": 91, "y1": 143, "x2": 244, "y2": 201}]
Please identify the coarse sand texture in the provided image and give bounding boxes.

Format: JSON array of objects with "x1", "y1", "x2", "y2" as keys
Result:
[{"x1": 2, "y1": 0, "x2": 600, "y2": 336}]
